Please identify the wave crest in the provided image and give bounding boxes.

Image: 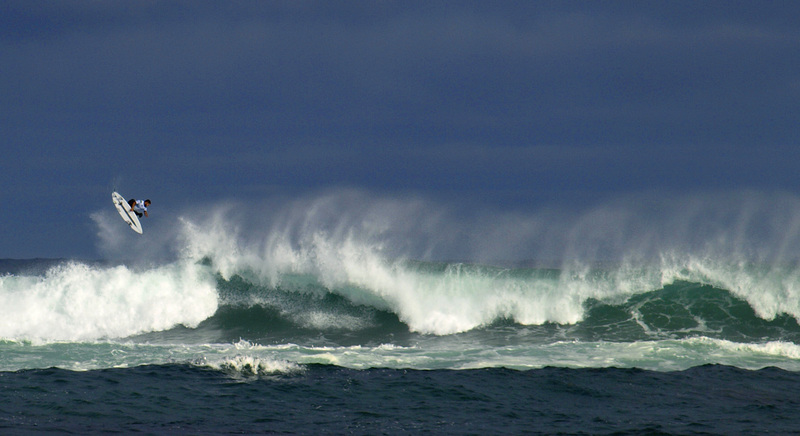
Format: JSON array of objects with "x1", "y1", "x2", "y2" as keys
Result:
[{"x1": 0, "y1": 260, "x2": 218, "y2": 342}]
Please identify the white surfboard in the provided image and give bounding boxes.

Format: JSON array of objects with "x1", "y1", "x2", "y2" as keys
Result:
[{"x1": 112, "y1": 191, "x2": 143, "y2": 234}]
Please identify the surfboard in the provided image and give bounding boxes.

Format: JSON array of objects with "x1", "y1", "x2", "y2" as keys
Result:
[{"x1": 112, "y1": 191, "x2": 143, "y2": 234}]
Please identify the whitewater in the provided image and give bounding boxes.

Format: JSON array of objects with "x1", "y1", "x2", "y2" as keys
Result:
[{"x1": 4, "y1": 189, "x2": 800, "y2": 374}]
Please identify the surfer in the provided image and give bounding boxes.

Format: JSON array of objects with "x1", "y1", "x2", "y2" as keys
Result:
[{"x1": 127, "y1": 199, "x2": 151, "y2": 218}]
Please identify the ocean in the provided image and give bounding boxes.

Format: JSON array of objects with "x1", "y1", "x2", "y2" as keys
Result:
[{"x1": 4, "y1": 192, "x2": 800, "y2": 434}]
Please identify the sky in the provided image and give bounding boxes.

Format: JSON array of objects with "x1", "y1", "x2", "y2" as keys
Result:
[{"x1": 2, "y1": 1, "x2": 799, "y2": 259}]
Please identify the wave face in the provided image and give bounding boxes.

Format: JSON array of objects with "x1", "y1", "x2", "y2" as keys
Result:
[{"x1": 5, "y1": 189, "x2": 800, "y2": 374}]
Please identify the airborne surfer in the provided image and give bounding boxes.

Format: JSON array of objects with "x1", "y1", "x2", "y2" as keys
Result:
[{"x1": 127, "y1": 198, "x2": 151, "y2": 218}]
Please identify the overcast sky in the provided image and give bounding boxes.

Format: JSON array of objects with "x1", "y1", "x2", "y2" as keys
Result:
[{"x1": 2, "y1": 1, "x2": 799, "y2": 259}]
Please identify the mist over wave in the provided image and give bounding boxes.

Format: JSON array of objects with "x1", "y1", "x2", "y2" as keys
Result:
[{"x1": 90, "y1": 188, "x2": 800, "y2": 266}]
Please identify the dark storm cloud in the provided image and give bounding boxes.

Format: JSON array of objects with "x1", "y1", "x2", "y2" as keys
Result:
[
  {"x1": 2, "y1": 1, "x2": 799, "y2": 257},
  {"x1": 5, "y1": 2, "x2": 797, "y2": 141}
]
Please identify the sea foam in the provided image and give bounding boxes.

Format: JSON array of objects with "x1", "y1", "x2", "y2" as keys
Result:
[{"x1": 0, "y1": 261, "x2": 218, "y2": 342}]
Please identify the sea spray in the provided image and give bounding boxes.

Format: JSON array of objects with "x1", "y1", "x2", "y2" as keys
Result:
[{"x1": 164, "y1": 190, "x2": 800, "y2": 335}]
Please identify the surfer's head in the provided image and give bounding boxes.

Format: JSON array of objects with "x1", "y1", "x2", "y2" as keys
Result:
[{"x1": 144, "y1": 199, "x2": 151, "y2": 206}]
